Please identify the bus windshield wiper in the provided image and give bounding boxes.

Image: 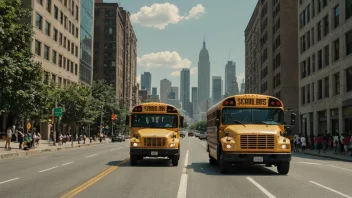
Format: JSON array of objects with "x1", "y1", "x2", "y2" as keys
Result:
[{"x1": 232, "y1": 120, "x2": 246, "y2": 127}]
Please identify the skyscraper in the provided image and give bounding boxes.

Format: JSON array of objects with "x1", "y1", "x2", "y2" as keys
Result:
[
  {"x1": 191, "y1": 87, "x2": 198, "y2": 119},
  {"x1": 171, "y1": 87, "x2": 179, "y2": 100},
  {"x1": 197, "y1": 38, "x2": 210, "y2": 111},
  {"x1": 212, "y1": 76, "x2": 222, "y2": 104},
  {"x1": 180, "y1": 68, "x2": 191, "y2": 115},
  {"x1": 141, "y1": 72, "x2": 152, "y2": 94},
  {"x1": 79, "y1": 0, "x2": 94, "y2": 85},
  {"x1": 152, "y1": 87, "x2": 157, "y2": 95},
  {"x1": 160, "y1": 78, "x2": 171, "y2": 103},
  {"x1": 225, "y1": 61, "x2": 239, "y2": 96}
]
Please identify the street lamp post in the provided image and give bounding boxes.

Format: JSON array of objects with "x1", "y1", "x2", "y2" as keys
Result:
[{"x1": 100, "y1": 105, "x2": 103, "y2": 134}]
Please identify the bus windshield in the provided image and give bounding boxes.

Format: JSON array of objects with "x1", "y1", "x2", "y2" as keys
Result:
[
  {"x1": 131, "y1": 114, "x2": 178, "y2": 128},
  {"x1": 222, "y1": 108, "x2": 284, "y2": 125}
]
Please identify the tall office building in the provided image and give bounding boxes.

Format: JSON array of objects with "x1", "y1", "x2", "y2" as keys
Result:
[
  {"x1": 79, "y1": 0, "x2": 94, "y2": 85},
  {"x1": 141, "y1": 72, "x2": 152, "y2": 94},
  {"x1": 212, "y1": 76, "x2": 222, "y2": 104},
  {"x1": 240, "y1": 79, "x2": 245, "y2": 94},
  {"x1": 160, "y1": 78, "x2": 172, "y2": 103},
  {"x1": 152, "y1": 87, "x2": 157, "y2": 95},
  {"x1": 245, "y1": 0, "x2": 299, "y2": 132},
  {"x1": 298, "y1": 0, "x2": 352, "y2": 135},
  {"x1": 171, "y1": 87, "x2": 179, "y2": 100},
  {"x1": 192, "y1": 87, "x2": 198, "y2": 119},
  {"x1": 225, "y1": 61, "x2": 239, "y2": 96},
  {"x1": 180, "y1": 68, "x2": 191, "y2": 115},
  {"x1": 93, "y1": 1, "x2": 137, "y2": 108},
  {"x1": 197, "y1": 38, "x2": 211, "y2": 111}
]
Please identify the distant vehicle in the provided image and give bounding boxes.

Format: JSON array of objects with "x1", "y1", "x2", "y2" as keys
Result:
[
  {"x1": 195, "y1": 132, "x2": 200, "y2": 138},
  {"x1": 199, "y1": 132, "x2": 207, "y2": 140},
  {"x1": 112, "y1": 134, "x2": 123, "y2": 142},
  {"x1": 180, "y1": 131, "x2": 186, "y2": 138},
  {"x1": 188, "y1": 131, "x2": 194, "y2": 137}
]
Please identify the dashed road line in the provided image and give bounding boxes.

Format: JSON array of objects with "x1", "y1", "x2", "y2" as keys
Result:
[
  {"x1": 62, "y1": 162, "x2": 74, "y2": 166},
  {"x1": 246, "y1": 177, "x2": 276, "y2": 198},
  {"x1": 325, "y1": 165, "x2": 352, "y2": 172},
  {"x1": 177, "y1": 149, "x2": 189, "y2": 198},
  {"x1": 85, "y1": 154, "x2": 97, "y2": 158},
  {"x1": 0, "y1": 178, "x2": 20, "y2": 185},
  {"x1": 38, "y1": 166, "x2": 58, "y2": 173},
  {"x1": 310, "y1": 181, "x2": 352, "y2": 198},
  {"x1": 296, "y1": 162, "x2": 322, "y2": 165}
]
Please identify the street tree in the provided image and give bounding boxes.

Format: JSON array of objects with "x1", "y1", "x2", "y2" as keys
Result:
[{"x1": 0, "y1": 0, "x2": 45, "y2": 125}]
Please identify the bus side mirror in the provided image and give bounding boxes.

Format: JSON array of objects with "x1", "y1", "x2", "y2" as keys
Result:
[
  {"x1": 290, "y1": 113, "x2": 296, "y2": 126},
  {"x1": 125, "y1": 115, "x2": 129, "y2": 126},
  {"x1": 216, "y1": 110, "x2": 220, "y2": 119},
  {"x1": 216, "y1": 119, "x2": 220, "y2": 125},
  {"x1": 180, "y1": 116, "x2": 184, "y2": 128}
]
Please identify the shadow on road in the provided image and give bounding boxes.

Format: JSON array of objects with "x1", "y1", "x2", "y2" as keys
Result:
[
  {"x1": 105, "y1": 160, "x2": 126, "y2": 166},
  {"x1": 292, "y1": 152, "x2": 347, "y2": 162},
  {"x1": 187, "y1": 162, "x2": 283, "y2": 176},
  {"x1": 134, "y1": 157, "x2": 174, "y2": 167}
]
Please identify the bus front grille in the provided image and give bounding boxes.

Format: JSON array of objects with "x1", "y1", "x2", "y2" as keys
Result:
[
  {"x1": 144, "y1": 138, "x2": 167, "y2": 147},
  {"x1": 240, "y1": 135, "x2": 275, "y2": 149}
]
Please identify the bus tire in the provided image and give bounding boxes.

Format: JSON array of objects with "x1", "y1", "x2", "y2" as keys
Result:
[
  {"x1": 219, "y1": 153, "x2": 229, "y2": 174},
  {"x1": 277, "y1": 162, "x2": 290, "y2": 175},
  {"x1": 209, "y1": 155, "x2": 217, "y2": 165},
  {"x1": 172, "y1": 155, "x2": 179, "y2": 166},
  {"x1": 130, "y1": 155, "x2": 138, "y2": 166}
]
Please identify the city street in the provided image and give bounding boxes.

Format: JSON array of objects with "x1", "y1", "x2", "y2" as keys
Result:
[{"x1": 0, "y1": 137, "x2": 351, "y2": 198}]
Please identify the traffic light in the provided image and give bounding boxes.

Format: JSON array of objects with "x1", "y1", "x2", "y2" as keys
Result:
[
  {"x1": 290, "y1": 113, "x2": 296, "y2": 126},
  {"x1": 49, "y1": 115, "x2": 53, "y2": 124}
]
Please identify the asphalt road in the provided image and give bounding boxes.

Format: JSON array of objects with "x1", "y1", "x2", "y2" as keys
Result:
[{"x1": 0, "y1": 137, "x2": 352, "y2": 198}]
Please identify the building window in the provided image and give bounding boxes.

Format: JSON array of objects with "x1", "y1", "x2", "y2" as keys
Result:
[
  {"x1": 75, "y1": 64, "x2": 78, "y2": 75},
  {"x1": 324, "y1": 76, "x2": 329, "y2": 97},
  {"x1": 58, "y1": 77, "x2": 62, "y2": 86},
  {"x1": 63, "y1": 37, "x2": 66, "y2": 48},
  {"x1": 46, "y1": 0, "x2": 51, "y2": 13},
  {"x1": 301, "y1": 86, "x2": 306, "y2": 105},
  {"x1": 334, "y1": 72, "x2": 340, "y2": 95},
  {"x1": 307, "y1": 57, "x2": 311, "y2": 75},
  {"x1": 334, "y1": 39, "x2": 340, "y2": 61},
  {"x1": 312, "y1": 0, "x2": 315, "y2": 17},
  {"x1": 346, "y1": 30, "x2": 352, "y2": 55},
  {"x1": 317, "y1": 21, "x2": 321, "y2": 41},
  {"x1": 346, "y1": 0, "x2": 352, "y2": 20},
  {"x1": 53, "y1": 28, "x2": 58, "y2": 41},
  {"x1": 71, "y1": 62, "x2": 74, "y2": 73},
  {"x1": 67, "y1": 59, "x2": 70, "y2": 71},
  {"x1": 35, "y1": 13, "x2": 43, "y2": 30},
  {"x1": 71, "y1": 43, "x2": 74, "y2": 54},
  {"x1": 59, "y1": 33, "x2": 62, "y2": 45},
  {"x1": 318, "y1": 49, "x2": 322, "y2": 69},
  {"x1": 58, "y1": 54, "x2": 62, "y2": 67},
  {"x1": 312, "y1": 82, "x2": 315, "y2": 101},
  {"x1": 51, "y1": 74, "x2": 56, "y2": 83},
  {"x1": 45, "y1": 21, "x2": 50, "y2": 36},
  {"x1": 75, "y1": 46, "x2": 78, "y2": 57},
  {"x1": 311, "y1": 27, "x2": 315, "y2": 45},
  {"x1": 312, "y1": 54, "x2": 316, "y2": 72},
  {"x1": 301, "y1": 61, "x2": 307, "y2": 79},
  {"x1": 60, "y1": 11, "x2": 63, "y2": 24},
  {"x1": 35, "y1": 40, "x2": 41, "y2": 56},
  {"x1": 318, "y1": 79, "x2": 322, "y2": 99},
  {"x1": 52, "y1": 50, "x2": 57, "y2": 64},
  {"x1": 76, "y1": 5, "x2": 79, "y2": 21},
  {"x1": 323, "y1": 15, "x2": 329, "y2": 36},
  {"x1": 44, "y1": 45, "x2": 50, "y2": 60},
  {"x1": 54, "y1": 5, "x2": 58, "y2": 20},
  {"x1": 347, "y1": 67, "x2": 352, "y2": 92},
  {"x1": 334, "y1": 5, "x2": 340, "y2": 28},
  {"x1": 324, "y1": 45, "x2": 329, "y2": 66}
]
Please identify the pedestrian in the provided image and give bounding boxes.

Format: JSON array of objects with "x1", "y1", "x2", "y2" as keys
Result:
[
  {"x1": 5, "y1": 126, "x2": 12, "y2": 150},
  {"x1": 344, "y1": 133, "x2": 350, "y2": 156},
  {"x1": 301, "y1": 135, "x2": 306, "y2": 152},
  {"x1": 317, "y1": 134, "x2": 323, "y2": 154},
  {"x1": 340, "y1": 134, "x2": 344, "y2": 154},
  {"x1": 83, "y1": 134, "x2": 86, "y2": 144},
  {"x1": 17, "y1": 128, "x2": 24, "y2": 149},
  {"x1": 322, "y1": 130, "x2": 328, "y2": 153}
]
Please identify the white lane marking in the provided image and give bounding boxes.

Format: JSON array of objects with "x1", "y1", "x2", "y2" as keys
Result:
[
  {"x1": 246, "y1": 177, "x2": 276, "y2": 198},
  {"x1": 199, "y1": 143, "x2": 206, "y2": 148},
  {"x1": 38, "y1": 166, "x2": 58, "y2": 173},
  {"x1": 85, "y1": 154, "x2": 97, "y2": 158},
  {"x1": 62, "y1": 162, "x2": 73, "y2": 166},
  {"x1": 296, "y1": 162, "x2": 322, "y2": 165},
  {"x1": 177, "y1": 149, "x2": 189, "y2": 198},
  {"x1": 0, "y1": 178, "x2": 20, "y2": 185},
  {"x1": 310, "y1": 181, "x2": 352, "y2": 198},
  {"x1": 325, "y1": 165, "x2": 352, "y2": 172}
]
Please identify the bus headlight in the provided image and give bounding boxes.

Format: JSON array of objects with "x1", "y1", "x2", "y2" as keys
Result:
[
  {"x1": 226, "y1": 144, "x2": 232, "y2": 149},
  {"x1": 281, "y1": 144, "x2": 287, "y2": 149},
  {"x1": 132, "y1": 143, "x2": 138, "y2": 147},
  {"x1": 170, "y1": 143, "x2": 175, "y2": 147}
]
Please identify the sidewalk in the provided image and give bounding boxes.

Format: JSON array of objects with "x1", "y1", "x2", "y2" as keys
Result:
[
  {"x1": 303, "y1": 149, "x2": 352, "y2": 162},
  {"x1": 0, "y1": 138, "x2": 111, "y2": 160}
]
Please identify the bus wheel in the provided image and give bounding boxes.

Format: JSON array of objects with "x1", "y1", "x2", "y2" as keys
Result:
[
  {"x1": 130, "y1": 155, "x2": 138, "y2": 166},
  {"x1": 209, "y1": 155, "x2": 217, "y2": 165},
  {"x1": 219, "y1": 153, "x2": 229, "y2": 174},
  {"x1": 277, "y1": 162, "x2": 290, "y2": 175},
  {"x1": 171, "y1": 155, "x2": 179, "y2": 166}
]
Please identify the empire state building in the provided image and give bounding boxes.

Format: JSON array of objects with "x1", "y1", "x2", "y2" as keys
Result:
[{"x1": 197, "y1": 39, "x2": 210, "y2": 110}]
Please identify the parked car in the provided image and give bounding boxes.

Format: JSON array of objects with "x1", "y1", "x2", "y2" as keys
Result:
[
  {"x1": 199, "y1": 132, "x2": 207, "y2": 140},
  {"x1": 112, "y1": 134, "x2": 123, "y2": 142},
  {"x1": 180, "y1": 131, "x2": 186, "y2": 138},
  {"x1": 195, "y1": 132, "x2": 200, "y2": 138}
]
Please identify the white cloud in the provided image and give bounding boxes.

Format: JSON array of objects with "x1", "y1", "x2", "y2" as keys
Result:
[
  {"x1": 237, "y1": 73, "x2": 245, "y2": 85},
  {"x1": 136, "y1": 75, "x2": 141, "y2": 84},
  {"x1": 130, "y1": 3, "x2": 205, "y2": 30},
  {"x1": 170, "y1": 67, "x2": 197, "y2": 77},
  {"x1": 138, "y1": 51, "x2": 192, "y2": 69}
]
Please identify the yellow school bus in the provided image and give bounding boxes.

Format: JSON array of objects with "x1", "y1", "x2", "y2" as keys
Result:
[
  {"x1": 206, "y1": 94, "x2": 295, "y2": 174},
  {"x1": 125, "y1": 102, "x2": 184, "y2": 166}
]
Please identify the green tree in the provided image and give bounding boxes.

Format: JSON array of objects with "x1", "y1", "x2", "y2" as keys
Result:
[{"x1": 0, "y1": 0, "x2": 45, "y2": 124}]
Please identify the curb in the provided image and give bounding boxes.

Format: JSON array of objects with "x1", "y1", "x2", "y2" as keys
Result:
[
  {"x1": 304, "y1": 152, "x2": 352, "y2": 162},
  {"x1": 0, "y1": 142, "x2": 110, "y2": 160}
]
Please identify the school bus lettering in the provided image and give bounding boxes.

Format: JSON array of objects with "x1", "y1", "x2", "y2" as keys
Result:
[
  {"x1": 143, "y1": 106, "x2": 166, "y2": 112},
  {"x1": 207, "y1": 94, "x2": 291, "y2": 175}
]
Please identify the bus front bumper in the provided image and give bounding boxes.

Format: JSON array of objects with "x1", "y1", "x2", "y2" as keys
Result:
[
  {"x1": 223, "y1": 152, "x2": 291, "y2": 163},
  {"x1": 130, "y1": 148, "x2": 179, "y2": 157}
]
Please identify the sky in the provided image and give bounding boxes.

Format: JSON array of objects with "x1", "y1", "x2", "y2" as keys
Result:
[{"x1": 104, "y1": 0, "x2": 257, "y2": 95}]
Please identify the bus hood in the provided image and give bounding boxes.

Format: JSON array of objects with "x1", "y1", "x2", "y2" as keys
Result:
[
  {"x1": 225, "y1": 125, "x2": 281, "y2": 135},
  {"x1": 137, "y1": 129, "x2": 174, "y2": 138}
]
